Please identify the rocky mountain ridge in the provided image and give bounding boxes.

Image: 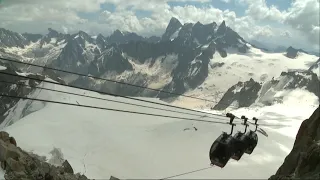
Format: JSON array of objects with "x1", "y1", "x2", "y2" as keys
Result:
[
  {"x1": 0, "y1": 131, "x2": 91, "y2": 180},
  {"x1": 0, "y1": 60, "x2": 64, "y2": 125},
  {"x1": 269, "y1": 105, "x2": 320, "y2": 179},
  {"x1": 213, "y1": 70, "x2": 320, "y2": 110},
  {"x1": 0, "y1": 17, "x2": 319, "y2": 112},
  {"x1": 0, "y1": 17, "x2": 250, "y2": 101}
]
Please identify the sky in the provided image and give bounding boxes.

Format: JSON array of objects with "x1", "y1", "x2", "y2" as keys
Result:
[{"x1": 0, "y1": 0, "x2": 319, "y2": 51}]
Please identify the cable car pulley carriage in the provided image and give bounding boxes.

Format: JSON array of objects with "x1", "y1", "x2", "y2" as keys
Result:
[{"x1": 209, "y1": 113, "x2": 236, "y2": 168}]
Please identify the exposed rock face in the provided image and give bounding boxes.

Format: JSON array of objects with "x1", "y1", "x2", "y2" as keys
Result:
[
  {"x1": 0, "y1": 61, "x2": 65, "y2": 125},
  {"x1": 269, "y1": 106, "x2": 320, "y2": 179},
  {"x1": 214, "y1": 70, "x2": 320, "y2": 110},
  {"x1": 161, "y1": 17, "x2": 183, "y2": 41},
  {"x1": 0, "y1": 28, "x2": 28, "y2": 48},
  {"x1": 279, "y1": 71, "x2": 320, "y2": 99},
  {"x1": 0, "y1": 17, "x2": 250, "y2": 102},
  {"x1": 213, "y1": 78, "x2": 261, "y2": 110},
  {"x1": 286, "y1": 46, "x2": 299, "y2": 58},
  {"x1": 285, "y1": 46, "x2": 310, "y2": 59},
  {"x1": 258, "y1": 71, "x2": 320, "y2": 106},
  {"x1": 22, "y1": 33, "x2": 43, "y2": 43},
  {"x1": 0, "y1": 61, "x2": 40, "y2": 124},
  {"x1": 0, "y1": 132, "x2": 90, "y2": 180},
  {"x1": 309, "y1": 58, "x2": 320, "y2": 75}
]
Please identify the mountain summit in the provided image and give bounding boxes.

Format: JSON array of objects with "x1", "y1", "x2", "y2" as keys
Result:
[
  {"x1": 161, "y1": 17, "x2": 183, "y2": 41},
  {"x1": 0, "y1": 17, "x2": 318, "y2": 110}
]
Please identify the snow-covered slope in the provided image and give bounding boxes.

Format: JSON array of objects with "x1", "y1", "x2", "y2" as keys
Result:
[
  {"x1": 0, "y1": 18, "x2": 319, "y2": 112},
  {"x1": 172, "y1": 46, "x2": 319, "y2": 109},
  {"x1": 212, "y1": 69, "x2": 320, "y2": 110},
  {"x1": 1, "y1": 80, "x2": 317, "y2": 179}
]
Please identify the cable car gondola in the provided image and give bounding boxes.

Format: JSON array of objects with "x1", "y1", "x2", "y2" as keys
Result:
[
  {"x1": 231, "y1": 116, "x2": 249, "y2": 161},
  {"x1": 244, "y1": 117, "x2": 259, "y2": 154},
  {"x1": 209, "y1": 113, "x2": 236, "y2": 168}
]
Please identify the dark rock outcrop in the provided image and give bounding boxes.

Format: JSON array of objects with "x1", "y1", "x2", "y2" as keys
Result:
[
  {"x1": 309, "y1": 58, "x2": 320, "y2": 72},
  {"x1": 161, "y1": 17, "x2": 183, "y2": 41},
  {"x1": 258, "y1": 71, "x2": 320, "y2": 106},
  {"x1": 269, "y1": 106, "x2": 320, "y2": 180},
  {"x1": 88, "y1": 46, "x2": 133, "y2": 76},
  {"x1": 107, "y1": 30, "x2": 143, "y2": 44},
  {"x1": 22, "y1": 33, "x2": 43, "y2": 43},
  {"x1": 0, "y1": 29, "x2": 28, "y2": 48},
  {"x1": 279, "y1": 71, "x2": 320, "y2": 99},
  {"x1": 106, "y1": 30, "x2": 160, "y2": 44},
  {"x1": 39, "y1": 28, "x2": 69, "y2": 48},
  {"x1": 109, "y1": 176, "x2": 120, "y2": 180},
  {"x1": 0, "y1": 62, "x2": 66, "y2": 124},
  {"x1": 0, "y1": 61, "x2": 40, "y2": 124},
  {"x1": 286, "y1": 46, "x2": 299, "y2": 58},
  {"x1": 214, "y1": 70, "x2": 320, "y2": 110},
  {"x1": 213, "y1": 78, "x2": 261, "y2": 110},
  {"x1": 0, "y1": 131, "x2": 90, "y2": 180},
  {"x1": 285, "y1": 46, "x2": 310, "y2": 59}
]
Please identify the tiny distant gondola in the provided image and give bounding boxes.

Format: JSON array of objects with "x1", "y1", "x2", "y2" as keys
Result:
[
  {"x1": 209, "y1": 113, "x2": 236, "y2": 168},
  {"x1": 231, "y1": 116, "x2": 250, "y2": 161},
  {"x1": 244, "y1": 117, "x2": 259, "y2": 154}
]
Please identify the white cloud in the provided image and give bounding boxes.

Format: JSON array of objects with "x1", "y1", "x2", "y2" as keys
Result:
[
  {"x1": 238, "y1": 0, "x2": 319, "y2": 49},
  {"x1": 1, "y1": 0, "x2": 108, "y2": 13},
  {"x1": 240, "y1": 0, "x2": 286, "y2": 22},
  {"x1": 281, "y1": 31, "x2": 292, "y2": 38},
  {"x1": 0, "y1": 3, "x2": 87, "y2": 24},
  {"x1": 0, "y1": 0, "x2": 319, "y2": 50},
  {"x1": 284, "y1": 0, "x2": 320, "y2": 45}
]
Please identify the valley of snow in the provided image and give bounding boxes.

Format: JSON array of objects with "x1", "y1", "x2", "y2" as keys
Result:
[
  {"x1": 172, "y1": 47, "x2": 319, "y2": 109},
  {"x1": 1, "y1": 79, "x2": 319, "y2": 179}
]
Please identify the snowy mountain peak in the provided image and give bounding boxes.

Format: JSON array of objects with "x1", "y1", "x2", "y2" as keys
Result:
[
  {"x1": 113, "y1": 29, "x2": 123, "y2": 36},
  {"x1": 72, "y1": 30, "x2": 94, "y2": 45},
  {"x1": 162, "y1": 17, "x2": 183, "y2": 41},
  {"x1": 216, "y1": 20, "x2": 227, "y2": 35},
  {"x1": 97, "y1": 34, "x2": 105, "y2": 40},
  {"x1": 0, "y1": 18, "x2": 318, "y2": 111},
  {"x1": 0, "y1": 28, "x2": 27, "y2": 48},
  {"x1": 107, "y1": 29, "x2": 145, "y2": 44},
  {"x1": 214, "y1": 68, "x2": 320, "y2": 110},
  {"x1": 194, "y1": 21, "x2": 203, "y2": 26},
  {"x1": 47, "y1": 28, "x2": 63, "y2": 38},
  {"x1": 78, "y1": 30, "x2": 89, "y2": 37},
  {"x1": 22, "y1": 33, "x2": 43, "y2": 43},
  {"x1": 286, "y1": 46, "x2": 299, "y2": 58},
  {"x1": 38, "y1": 28, "x2": 68, "y2": 47},
  {"x1": 161, "y1": 18, "x2": 246, "y2": 54},
  {"x1": 169, "y1": 17, "x2": 181, "y2": 24},
  {"x1": 96, "y1": 34, "x2": 107, "y2": 49},
  {"x1": 213, "y1": 78, "x2": 261, "y2": 110},
  {"x1": 285, "y1": 46, "x2": 310, "y2": 59}
]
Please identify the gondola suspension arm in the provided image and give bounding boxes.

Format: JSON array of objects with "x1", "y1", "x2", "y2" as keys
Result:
[{"x1": 226, "y1": 113, "x2": 236, "y2": 135}]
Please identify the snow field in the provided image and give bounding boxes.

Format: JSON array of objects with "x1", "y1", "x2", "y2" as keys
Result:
[{"x1": 2, "y1": 81, "x2": 316, "y2": 179}]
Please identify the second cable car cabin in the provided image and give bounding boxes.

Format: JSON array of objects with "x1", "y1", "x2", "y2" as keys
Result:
[
  {"x1": 244, "y1": 117, "x2": 259, "y2": 154},
  {"x1": 231, "y1": 116, "x2": 250, "y2": 161},
  {"x1": 209, "y1": 113, "x2": 236, "y2": 168}
]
